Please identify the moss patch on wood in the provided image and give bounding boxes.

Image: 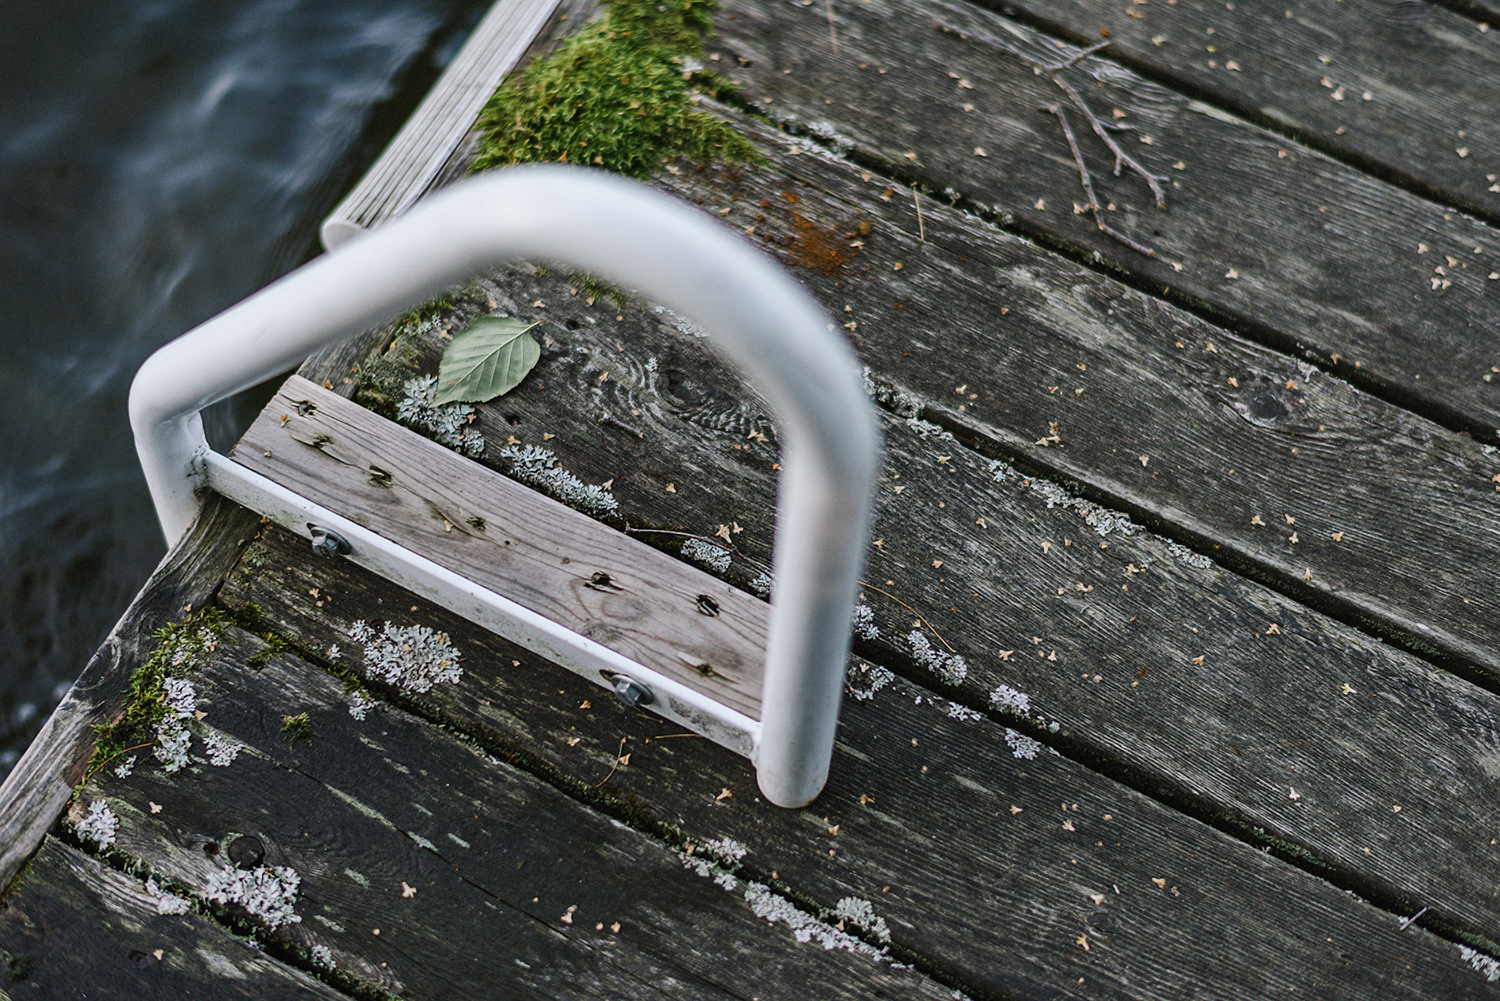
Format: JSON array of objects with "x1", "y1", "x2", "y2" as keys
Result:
[
  {"x1": 469, "y1": 0, "x2": 760, "y2": 178},
  {"x1": 86, "y1": 610, "x2": 233, "y2": 780}
]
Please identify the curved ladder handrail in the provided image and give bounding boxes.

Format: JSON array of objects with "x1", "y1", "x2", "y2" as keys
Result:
[{"x1": 129, "y1": 165, "x2": 880, "y2": 808}]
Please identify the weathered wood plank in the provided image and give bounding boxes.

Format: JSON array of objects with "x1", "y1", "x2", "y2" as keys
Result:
[
  {"x1": 0, "y1": 839, "x2": 347, "y2": 999},
  {"x1": 706, "y1": 0, "x2": 1500, "y2": 434},
  {"x1": 648, "y1": 110, "x2": 1500, "y2": 678},
  {"x1": 79, "y1": 625, "x2": 956, "y2": 1001},
  {"x1": 0, "y1": 495, "x2": 262, "y2": 893},
  {"x1": 996, "y1": 0, "x2": 1500, "y2": 217},
  {"x1": 231, "y1": 375, "x2": 768, "y2": 720},
  {"x1": 319, "y1": 0, "x2": 562, "y2": 249},
  {"x1": 216, "y1": 527, "x2": 1500, "y2": 1000},
  {"x1": 285, "y1": 253, "x2": 1500, "y2": 950}
]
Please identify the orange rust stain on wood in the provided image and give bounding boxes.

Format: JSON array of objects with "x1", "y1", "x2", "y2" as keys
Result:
[{"x1": 786, "y1": 213, "x2": 857, "y2": 275}]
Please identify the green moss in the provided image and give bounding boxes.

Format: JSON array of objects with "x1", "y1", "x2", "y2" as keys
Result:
[
  {"x1": 85, "y1": 610, "x2": 232, "y2": 780},
  {"x1": 248, "y1": 632, "x2": 289, "y2": 672},
  {"x1": 469, "y1": 0, "x2": 761, "y2": 179},
  {"x1": 280, "y1": 713, "x2": 313, "y2": 744},
  {"x1": 6, "y1": 950, "x2": 34, "y2": 982}
]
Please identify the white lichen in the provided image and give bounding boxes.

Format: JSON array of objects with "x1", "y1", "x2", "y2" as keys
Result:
[
  {"x1": 146, "y1": 878, "x2": 191, "y2": 915},
  {"x1": 681, "y1": 847, "x2": 740, "y2": 891},
  {"x1": 649, "y1": 302, "x2": 711, "y2": 339},
  {"x1": 203, "y1": 731, "x2": 241, "y2": 768},
  {"x1": 846, "y1": 663, "x2": 895, "y2": 701},
  {"x1": 162, "y1": 677, "x2": 198, "y2": 719},
  {"x1": 1165, "y1": 540, "x2": 1214, "y2": 569},
  {"x1": 702, "y1": 837, "x2": 749, "y2": 866},
  {"x1": 76, "y1": 800, "x2": 119, "y2": 849},
  {"x1": 204, "y1": 865, "x2": 303, "y2": 929},
  {"x1": 860, "y1": 367, "x2": 921, "y2": 418},
  {"x1": 907, "y1": 630, "x2": 968, "y2": 686},
  {"x1": 904, "y1": 416, "x2": 955, "y2": 443},
  {"x1": 744, "y1": 882, "x2": 885, "y2": 959},
  {"x1": 1004, "y1": 728, "x2": 1042, "y2": 760},
  {"x1": 112, "y1": 755, "x2": 137, "y2": 778},
  {"x1": 349, "y1": 620, "x2": 463, "y2": 695},
  {"x1": 749, "y1": 571, "x2": 774, "y2": 599},
  {"x1": 495, "y1": 444, "x2": 617, "y2": 515},
  {"x1": 947, "y1": 701, "x2": 983, "y2": 722},
  {"x1": 347, "y1": 690, "x2": 375, "y2": 720},
  {"x1": 681, "y1": 538, "x2": 732, "y2": 573},
  {"x1": 989, "y1": 684, "x2": 1032, "y2": 715},
  {"x1": 153, "y1": 674, "x2": 201, "y2": 772},
  {"x1": 851, "y1": 603, "x2": 880, "y2": 641},
  {"x1": 327, "y1": 643, "x2": 341, "y2": 661},
  {"x1": 310, "y1": 944, "x2": 335, "y2": 969},
  {"x1": 1459, "y1": 945, "x2": 1500, "y2": 981},
  {"x1": 153, "y1": 720, "x2": 193, "y2": 773},
  {"x1": 833, "y1": 896, "x2": 892, "y2": 944},
  {"x1": 396, "y1": 376, "x2": 485, "y2": 458}
]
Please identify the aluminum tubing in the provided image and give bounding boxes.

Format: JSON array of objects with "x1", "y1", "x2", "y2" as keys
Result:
[{"x1": 129, "y1": 165, "x2": 879, "y2": 805}]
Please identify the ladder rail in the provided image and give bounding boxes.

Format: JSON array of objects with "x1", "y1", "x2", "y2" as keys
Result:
[{"x1": 129, "y1": 166, "x2": 879, "y2": 808}]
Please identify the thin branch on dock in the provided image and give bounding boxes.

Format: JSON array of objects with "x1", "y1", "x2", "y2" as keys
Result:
[
  {"x1": 933, "y1": 22, "x2": 1166, "y2": 257},
  {"x1": 594, "y1": 737, "x2": 629, "y2": 789},
  {"x1": 1045, "y1": 104, "x2": 1158, "y2": 258},
  {"x1": 860, "y1": 582, "x2": 955, "y2": 652},
  {"x1": 1046, "y1": 74, "x2": 1167, "y2": 208},
  {"x1": 1036, "y1": 40, "x2": 1112, "y2": 73}
]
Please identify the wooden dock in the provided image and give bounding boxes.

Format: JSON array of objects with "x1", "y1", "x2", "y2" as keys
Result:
[{"x1": 6, "y1": 0, "x2": 1500, "y2": 997}]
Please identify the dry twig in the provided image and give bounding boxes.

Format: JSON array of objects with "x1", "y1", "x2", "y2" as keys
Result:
[
  {"x1": 933, "y1": 23, "x2": 1167, "y2": 256},
  {"x1": 1045, "y1": 104, "x2": 1158, "y2": 257}
]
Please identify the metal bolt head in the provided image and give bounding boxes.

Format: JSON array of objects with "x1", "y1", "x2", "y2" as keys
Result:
[
  {"x1": 308, "y1": 525, "x2": 351, "y2": 558},
  {"x1": 610, "y1": 674, "x2": 653, "y2": 708}
]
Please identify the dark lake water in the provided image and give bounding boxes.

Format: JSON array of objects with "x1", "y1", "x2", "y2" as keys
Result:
[{"x1": 0, "y1": 0, "x2": 493, "y2": 776}]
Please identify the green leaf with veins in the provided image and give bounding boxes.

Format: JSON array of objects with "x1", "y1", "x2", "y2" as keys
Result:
[{"x1": 434, "y1": 317, "x2": 541, "y2": 405}]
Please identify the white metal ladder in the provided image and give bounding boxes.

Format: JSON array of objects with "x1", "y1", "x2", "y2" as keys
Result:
[{"x1": 130, "y1": 166, "x2": 879, "y2": 807}]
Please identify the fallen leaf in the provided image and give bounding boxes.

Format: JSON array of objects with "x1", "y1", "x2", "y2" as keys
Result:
[{"x1": 434, "y1": 317, "x2": 541, "y2": 405}]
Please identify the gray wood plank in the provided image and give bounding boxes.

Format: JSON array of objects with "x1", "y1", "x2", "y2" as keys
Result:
[
  {"x1": 0, "y1": 839, "x2": 348, "y2": 999},
  {"x1": 320, "y1": 0, "x2": 562, "y2": 249},
  {"x1": 650, "y1": 108, "x2": 1500, "y2": 679},
  {"x1": 230, "y1": 375, "x2": 768, "y2": 720},
  {"x1": 286, "y1": 253, "x2": 1500, "y2": 954},
  {"x1": 0, "y1": 495, "x2": 262, "y2": 892},
  {"x1": 993, "y1": 0, "x2": 1500, "y2": 217},
  {"x1": 705, "y1": 0, "x2": 1500, "y2": 435},
  {"x1": 216, "y1": 525, "x2": 1500, "y2": 1000},
  {"x1": 77, "y1": 625, "x2": 959, "y2": 1001}
]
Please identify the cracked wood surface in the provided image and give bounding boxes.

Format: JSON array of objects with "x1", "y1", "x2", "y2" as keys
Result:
[
  {"x1": 9, "y1": 0, "x2": 1500, "y2": 997},
  {"x1": 708, "y1": 0, "x2": 1500, "y2": 432},
  {"x1": 291, "y1": 245, "x2": 1500, "y2": 956},
  {"x1": 0, "y1": 496, "x2": 262, "y2": 891},
  {"x1": 37, "y1": 623, "x2": 957, "y2": 1001},
  {"x1": 215, "y1": 528, "x2": 1500, "y2": 999},
  {"x1": 0, "y1": 840, "x2": 346, "y2": 999},
  {"x1": 648, "y1": 106, "x2": 1500, "y2": 684}
]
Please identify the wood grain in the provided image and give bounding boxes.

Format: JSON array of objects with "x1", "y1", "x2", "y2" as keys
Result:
[
  {"x1": 990, "y1": 0, "x2": 1500, "y2": 218},
  {"x1": 232, "y1": 376, "x2": 768, "y2": 719},
  {"x1": 215, "y1": 529, "x2": 1500, "y2": 1000},
  {"x1": 649, "y1": 108, "x2": 1500, "y2": 680},
  {"x1": 284, "y1": 254, "x2": 1500, "y2": 951},
  {"x1": 81, "y1": 625, "x2": 959, "y2": 1001},
  {"x1": 0, "y1": 839, "x2": 347, "y2": 999},
  {"x1": 0, "y1": 495, "x2": 261, "y2": 892},
  {"x1": 706, "y1": 0, "x2": 1500, "y2": 434}
]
